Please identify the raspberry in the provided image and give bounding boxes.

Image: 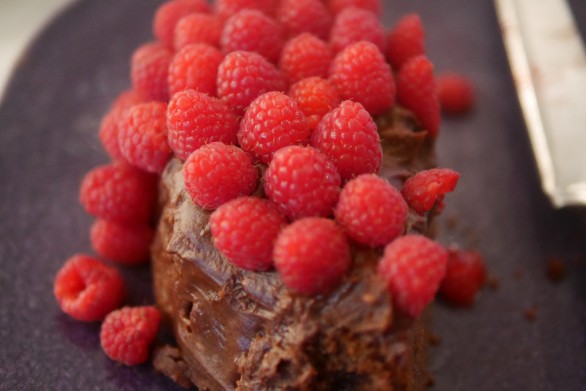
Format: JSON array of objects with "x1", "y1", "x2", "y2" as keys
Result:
[
  {"x1": 311, "y1": 100, "x2": 382, "y2": 180},
  {"x1": 279, "y1": 33, "x2": 333, "y2": 84},
  {"x1": 130, "y1": 42, "x2": 173, "y2": 102},
  {"x1": 288, "y1": 77, "x2": 341, "y2": 130},
  {"x1": 276, "y1": 0, "x2": 333, "y2": 40},
  {"x1": 436, "y1": 73, "x2": 475, "y2": 115},
  {"x1": 210, "y1": 197, "x2": 286, "y2": 271},
  {"x1": 401, "y1": 168, "x2": 460, "y2": 215},
  {"x1": 220, "y1": 10, "x2": 285, "y2": 64},
  {"x1": 440, "y1": 249, "x2": 487, "y2": 306},
  {"x1": 99, "y1": 90, "x2": 148, "y2": 162},
  {"x1": 329, "y1": 8, "x2": 386, "y2": 53},
  {"x1": 100, "y1": 306, "x2": 160, "y2": 366},
  {"x1": 118, "y1": 102, "x2": 171, "y2": 174},
  {"x1": 80, "y1": 163, "x2": 157, "y2": 224},
  {"x1": 378, "y1": 235, "x2": 448, "y2": 317},
  {"x1": 183, "y1": 142, "x2": 258, "y2": 209},
  {"x1": 100, "y1": 112, "x2": 125, "y2": 161},
  {"x1": 396, "y1": 55, "x2": 440, "y2": 137},
  {"x1": 329, "y1": 41, "x2": 395, "y2": 116},
  {"x1": 335, "y1": 174, "x2": 408, "y2": 247},
  {"x1": 90, "y1": 220, "x2": 154, "y2": 265},
  {"x1": 110, "y1": 89, "x2": 148, "y2": 113},
  {"x1": 54, "y1": 254, "x2": 125, "y2": 322},
  {"x1": 328, "y1": 0, "x2": 381, "y2": 15},
  {"x1": 215, "y1": 0, "x2": 278, "y2": 18},
  {"x1": 168, "y1": 43, "x2": 223, "y2": 97},
  {"x1": 386, "y1": 14, "x2": 425, "y2": 71},
  {"x1": 217, "y1": 51, "x2": 287, "y2": 115},
  {"x1": 153, "y1": 0, "x2": 211, "y2": 47},
  {"x1": 167, "y1": 90, "x2": 240, "y2": 161},
  {"x1": 264, "y1": 146, "x2": 341, "y2": 220},
  {"x1": 173, "y1": 13, "x2": 223, "y2": 50},
  {"x1": 238, "y1": 91, "x2": 311, "y2": 163},
  {"x1": 274, "y1": 217, "x2": 351, "y2": 295}
]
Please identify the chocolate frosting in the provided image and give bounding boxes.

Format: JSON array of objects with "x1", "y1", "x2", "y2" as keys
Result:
[{"x1": 152, "y1": 107, "x2": 435, "y2": 390}]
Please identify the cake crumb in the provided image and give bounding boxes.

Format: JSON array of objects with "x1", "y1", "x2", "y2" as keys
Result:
[
  {"x1": 546, "y1": 257, "x2": 566, "y2": 282},
  {"x1": 523, "y1": 306, "x2": 538, "y2": 322},
  {"x1": 428, "y1": 333, "x2": 442, "y2": 346},
  {"x1": 486, "y1": 275, "x2": 500, "y2": 290},
  {"x1": 444, "y1": 214, "x2": 459, "y2": 231}
]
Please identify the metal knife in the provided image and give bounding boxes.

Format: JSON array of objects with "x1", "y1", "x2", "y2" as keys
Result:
[{"x1": 494, "y1": 0, "x2": 586, "y2": 207}]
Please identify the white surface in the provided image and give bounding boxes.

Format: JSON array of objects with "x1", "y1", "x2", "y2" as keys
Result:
[
  {"x1": 0, "y1": 0, "x2": 74, "y2": 103},
  {"x1": 495, "y1": 0, "x2": 586, "y2": 207}
]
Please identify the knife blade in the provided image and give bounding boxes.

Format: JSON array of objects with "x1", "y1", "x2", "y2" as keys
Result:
[{"x1": 494, "y1": 0, "x2": 586, "y2": 207}]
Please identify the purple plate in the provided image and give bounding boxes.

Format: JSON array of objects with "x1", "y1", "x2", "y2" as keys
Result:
[{"x1": 1, "y1": 0, "x2": 586, "y2": 389}]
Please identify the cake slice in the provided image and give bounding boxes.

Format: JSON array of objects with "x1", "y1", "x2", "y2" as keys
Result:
[
  {"x1": 54, "y1": 1, "x2": 461, "y2": 389},
  {"x1": 151, "y1": 107, "x2": 437, "y2": 390}
]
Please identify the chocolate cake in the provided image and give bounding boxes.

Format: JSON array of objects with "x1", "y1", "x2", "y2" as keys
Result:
[{"x1": 152, "y1": 107, "x2": 436, "y2": 390}]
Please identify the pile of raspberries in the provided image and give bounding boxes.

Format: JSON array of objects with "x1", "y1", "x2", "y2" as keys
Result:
[{"x1": 53, "y1": 0, "x2": 483, "y2": 367}]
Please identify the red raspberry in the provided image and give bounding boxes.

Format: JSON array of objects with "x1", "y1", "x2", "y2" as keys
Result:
[
  {"x1": 401, "y1": 168, "x2": 460, "y2": 215},
  {"x1": 328, "y1": 0, "x2": 381, "y2": 15},
  {"x1": 80, "y1": 163, "x2": 157, "y2": 224},
  {"x1": 440, "y1": 249, "x2": 487, "y2": 306},
  {"x1": 99, "y1": 90, "x2": 148, "y2": 162},
  {"x1": 276, "y1": 0, "x2": 333, "y2": 40},
  {"x1": 153, "y1": 0, "x2": 210, "y2": 47},
  {"x1": 110, "y1": 89, "x2": 148, "y2": 113},
  {"x1": 329, "y1": 8, "x2": 386, "y2": 53},
  {"x1": 311, "y1": 100, "x2": 382, "y2": 180},
  {"x1": 220, "y1": 10, "x2": 285, "y2": 64},
  {"x1": 335, "y1": 174, "x2": 408, "y2": 247},
  {"x1": 329, "y1": 41, "x2": 395, "y2": 116},
  {"x1": 396, "y1": 55, "x2": 440, "y2": 137},
  {"x1": 264, "y1": 146, "x2": 341, "y2": 220},
  {"x1": 215, "y1": 0, "x2": 278, "y2": 18},
  {"x1": 279, "y1": 33, "x2": 333, "y2": 84},
  {"x1": 436, "y1": 73, "x2": 475, "y2": 115},
  {"x1": 210, "y1": 197, "x2": 286, "y2": 271},
  {"x1": 167, "y1": 90, "x2": 240, "y2": 161},
  {"x1": 130, "y1": 42, "x2": 173, "y2": 102},
  {"x1": 173, "y1": 13, "x2": 223, "y2": 50},
  {"x1": 90, "y1": 220, "x2": 154, "y2": 265},
  {"x1": 386, "y1": 14, "x2": 425, "y2": 71},
  {"x1": 118, "y1": 102, "x2": 171, "y2": 174},
  {"x1": 183, "y1": 142, "x2": 258, "y2": 209},
  {"x1": 217, "y1": 51, "x2": 287, "y2": 115},
  {"x1": 168, "y1": 43, "x2": 223, "y2": 97},
  {"x1": 100, "y1": 306, "x2": 160, "y2": 366},
  {"x1": 274, "y1": 217, "x2": 351, "y2": 295},
  {"x1": 378, "y1": 235, "x2": 448, "y2": 317},
  {"x1": 289, "y1": 77, "x2": 341, "y2": 130},
  {"x1": 54, "y1": 254, "x2": 125, "y2": 322},
  {"x1": 238, "y1": 91, "x2": 311, "y2": 163}
]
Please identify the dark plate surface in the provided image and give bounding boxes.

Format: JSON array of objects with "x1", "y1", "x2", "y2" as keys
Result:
[{"x1": 1, "y1": 1, "x2": 586, "y2": 390}]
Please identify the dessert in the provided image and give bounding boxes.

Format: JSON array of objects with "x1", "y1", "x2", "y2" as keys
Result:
[
  {"x1": 151, "y1": 107, "x2": 435, "y2": 390},
  {"x1": 51, "y1": 0, "x2": 481, "y2": 389}
]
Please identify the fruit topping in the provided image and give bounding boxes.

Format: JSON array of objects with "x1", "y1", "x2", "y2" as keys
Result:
[
  {"x1": 183, "y1": 142, "x2": 258, "y2": 210},
  {"x1": 239, "y1": 91, "x2": 311, "y2": 163},
  {"x1": 401, "y1": 168, "x2": 460, "y2": 215},
  {"x1": 378, "y1": 235, "x2": 448, "y2": 317},
  {"x1": 274, "y1": 217, "x2": 351, "y2": 295},
  {"x1": 210, "y1": 197, "x2": 286, "y2": 271},
  {"x1": 264, "y1": 145, "x2": 341, "y2": 220},
  {"x1": 100, "y1": 306, "x2": 161, "y2": 366},
  {"x1": 335, "y1": 174, "x2": 408, "y2": 247},
  {"x1": 54, "y1": 254, "x2": 125, "y2": 322},
  {"x1": 311, "y1": 100, "x2": 382, "y2": 180}
]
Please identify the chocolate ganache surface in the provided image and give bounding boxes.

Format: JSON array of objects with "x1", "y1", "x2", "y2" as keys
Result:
[{"x1": 152, "y1": 107, "x2": 435, "y2": 390}]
